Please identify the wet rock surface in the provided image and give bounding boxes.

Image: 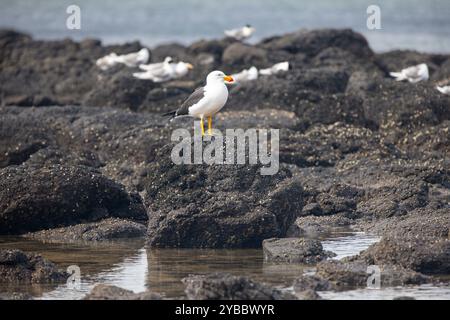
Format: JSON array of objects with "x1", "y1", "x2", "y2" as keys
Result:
[
  {"x1": 183, "y1": 272, "x2": 297, "y2": 300},
  {"x1": 0, "y1": 249, "x2": 67, "y2": 283},
  {"x1": 0, "y1": 164, "x2": 147, "y2": 234},
  {"x1": 24, "y1": 218, "x2": 147, "y2": 242},
  {"x1": 263, "y1": 238, "x2": 334, "y2": 263},
  {"x1": 315, "y1": 259, "x2": 431, "y2": 290},
  {"x1": 83, "y1": 284, "x2": 162, "y2": 300},
  {"x1": 0, "y1": 27, "x2": 449, "y2": 294},
  {"x1": 144, "y1": 143, "x2": 305, "y2": 248}
]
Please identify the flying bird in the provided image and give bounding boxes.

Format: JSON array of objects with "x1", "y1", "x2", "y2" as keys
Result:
[
  {"x1": 96, "y1": 48, "x2": 150, "y2": 70},
  {"x1": 133, "y1": 57, "x2": 193, "y2": 82},
  {"x1": 224, "y1": 24, "x2": 255, "y2": 41},
  {"x1": 259, "y1": 61, "x2": 290, "y2": 76},
  {"x1": 436, "y1": 85, "x2": 450, "y2": 95},
  {"x1": 163, "y1": 70, "x2": 234, "y2": 136},
  {"x1": 232, "y1": 66, "x2": 258, "y2": 82},
  {"x1": 389, "y1": 63, "x2": 429, "y2": 83}
]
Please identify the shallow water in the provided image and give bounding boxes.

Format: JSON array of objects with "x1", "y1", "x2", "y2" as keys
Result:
[
  {"x1": 321, "y1": 232, "x2": 381, "y2": 260},
  {"x1": 0, "y1": 233, "x2": 448, "y2": 300},
  {"x1": 319, "y1": 284, "x2": 450, "y2": 300},
  {"x1": 1, "y1": 0, "x2": 450, "y2": 53}
]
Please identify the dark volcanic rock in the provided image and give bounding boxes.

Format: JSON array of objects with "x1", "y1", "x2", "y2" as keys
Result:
[
  {"x1": 84, "y1": 284, "x2": 162, "y2": 300},
  {"x1": 358, "y1": 80, "x2": 450, "y2": 130},
  {"x1": 360, "y1": 237, "x2": 450, "y2": 275},
  {"x1": 262, "y1": 238, "x2": 334, "y2": 263},
  {"x1": 316, "y1": 259, "x2": 430, "y2": 290},
  {"x1": 25, "y1": 218, "x2": 147, "y2": 242},
  {"x1": 1, "y1": 27, "x2": 449, "y2": 281},
  {"x1": 183, "y1": 273, "x2": 297, "y2": 300},
  {"x1": 0, "y1": 30, "x2": 147, "y2": 108},
  {"x1": 222, "y1": 43, "x2": 268, "y2": 68},
  {"x1": 376, "y1": 50, "x2": 445, "y2": 77},
  {"x1": 287, "y1": 214, "x2": 352, "y2": 237},
  {"x1": 279, "y1": 123, "x2": 378, "y2": 167},
  {"x1": 260, "y1": 29, "x2": 374, "y2": 58},
  {"x1": 0, "y1": 106, "x2": 170, "y2": 191},
  {"x1": 356, "y1": 178, "x2": 429, "y2": 218},
  {"x1": 82, "y1": 71, "x2": 152, "y2": 111},
  {"x1": 0, "y1": 249, "x2": 67, "y2": 283},
  {"x1": 0, "y1": 164, "x2": 147, "y2": 234},
  {"x1": 0, "y1": 292, "x2": 33, "y2": 300},
  {"x1": 144, "y1": 143, "x2": 305, "y2": 248},
  {"x1": 293, "y1": 275, "x2": 334, "y2": 293},
  {"x1": 355, "y1": 207, "x2": 450, "y2": 275}
]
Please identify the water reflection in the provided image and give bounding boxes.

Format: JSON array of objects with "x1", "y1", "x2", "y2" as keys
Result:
[
  {"x1": 319, "y1": 284, "x2": 450, "y2": 300},
  {"x1": 1, "y1": 232, "x2": 447, "y2": 300},
  {"x1": 0, "y1": 236, "x2": 145, "y2": 299},
  {"x1": 146, "y1": 248, "x2": 294, "y2": 298}
]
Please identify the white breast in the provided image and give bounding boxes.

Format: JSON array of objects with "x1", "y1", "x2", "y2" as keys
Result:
[{"x1": 188, "y1": 83, "x2": 228, "y2": 117}]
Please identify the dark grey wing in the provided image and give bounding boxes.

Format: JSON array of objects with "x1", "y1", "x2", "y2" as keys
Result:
[{"x1": 176, "y1": 87, "x2": 205, "y2": 116}]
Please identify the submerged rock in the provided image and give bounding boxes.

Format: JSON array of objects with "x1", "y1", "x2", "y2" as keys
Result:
[
  {"x1": 315, "y1": 259, "x2": 430, "y2": 290},
  {"x1": 84, "y1": 284, "x2": 162, "y2": 300},
  {"x1": 183, "y1": 272, "x2": 297, "y2": 300},
  {"x1": 0, "y1": 249, "x2": 67, "y2": 283},
  {"x1": 262, "y1": 238, "x2": 334, "y2": 263}
]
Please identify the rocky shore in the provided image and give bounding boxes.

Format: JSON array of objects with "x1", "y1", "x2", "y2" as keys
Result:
[{"x1": 0, "y1": 28, "x2": 449, "y2": 299}]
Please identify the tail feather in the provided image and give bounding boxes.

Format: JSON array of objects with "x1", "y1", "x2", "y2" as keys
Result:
[
  {"x1": 162, "y1": 110, "x2": 176, "y2": 118},
  {"x1": 390, "y1": 72, "x2": 405, "y2": 81}
]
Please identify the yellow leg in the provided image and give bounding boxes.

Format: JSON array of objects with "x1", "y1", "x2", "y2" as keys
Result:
[
  {"x1": 200, "y1": 116, "x2": 205, "y2": 136},
  {"x1": 208, "y1": 116, "x2": 212, "y2": 136}
]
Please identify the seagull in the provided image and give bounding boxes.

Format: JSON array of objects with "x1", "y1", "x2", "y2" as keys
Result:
[
  {"x1": 133, "y1": 58, "x2": 193, "y2": 82},
  {"x1": 436, "y1": 85, "x2": 450, "y2": 95},
  {"x1": 115, "y1": 48, "x2": 150, "y2": 67},
  {"x1": 96, "y1": 52, "x2": 120, "y2": 71},
  {"x1": 96, "y1": 48, "x2": 150, "y2": 70},
  {"x1": 139, "y1": 56, "x2": 173, "y2": 72},
  {"x1": 389, "y1": 63, "x2": 429, "y2": 83},
  {"x1": 232, "y1": 66, "x2": 258, "y2": 82},
  {"x1": 163, "y1": 71, "x2": 234, "y2": 136},
  {"x1": 259, "y1": 61, "x2": 290, "y2": 76},
  {"x1": 224, "y1": 24, "x2": 255, "y2": 41}
]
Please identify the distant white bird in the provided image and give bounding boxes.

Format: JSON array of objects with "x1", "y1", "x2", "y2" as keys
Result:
[
  {"x1": 389, "y1": 63, "x2": 429, "y2": 83},
  {"x1": 163, "y1": 71, "x2": 234, "y2": 136},
  {"x1": 232, "y1": 66, "x2": 259, "y2": 82},
  {"x1": 139, "y1": 56, "x2": 173, "y2": 72},
  {"x1": 436, "y1": 85, "x2": 450, "y2": 95},
  {"x1": 96, "y1": 52, "x2": 120, "y2": 71},
  {"x1": 133, "y1": 58, "x2": 193, "y2": 82},
  {"x1": 96, "y1": 48, "x2": 150, "y2": 70},
  {"x1": 115, "y1": 48, "x2": 150, "y2": 67},
  {"x1": 224, "y1": 24, "x2": 255, "y2": 41},
  {"x1": 259, "y1": 61, "x2": 290, "y2": 76}
]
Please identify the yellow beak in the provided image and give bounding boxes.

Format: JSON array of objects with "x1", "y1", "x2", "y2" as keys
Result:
[
  {"x1": 223, "y1": 75, "x2": 234, "y2": 83},
  {"x1": 186, "y1": 63, "x2": 194, "y2": 70}
]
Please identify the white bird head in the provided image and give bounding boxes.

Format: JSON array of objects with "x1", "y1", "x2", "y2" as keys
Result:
[
  {"x1": 174, "y1": 61, "x2": 194, "y2": 76},
  {"x1": 136, "y1": 48, "x2": 150, "y2": 64},
  {"x1": 206, "y1": 70, "x2": 234, "y2": 84},
  {"x1": 243, "y1": 24, "x2": 256, "y2": 35}
]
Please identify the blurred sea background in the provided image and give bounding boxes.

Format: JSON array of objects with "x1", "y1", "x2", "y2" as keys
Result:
[{"x1": 1, "y1": 0, "x2": 449, "y2": 53}]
